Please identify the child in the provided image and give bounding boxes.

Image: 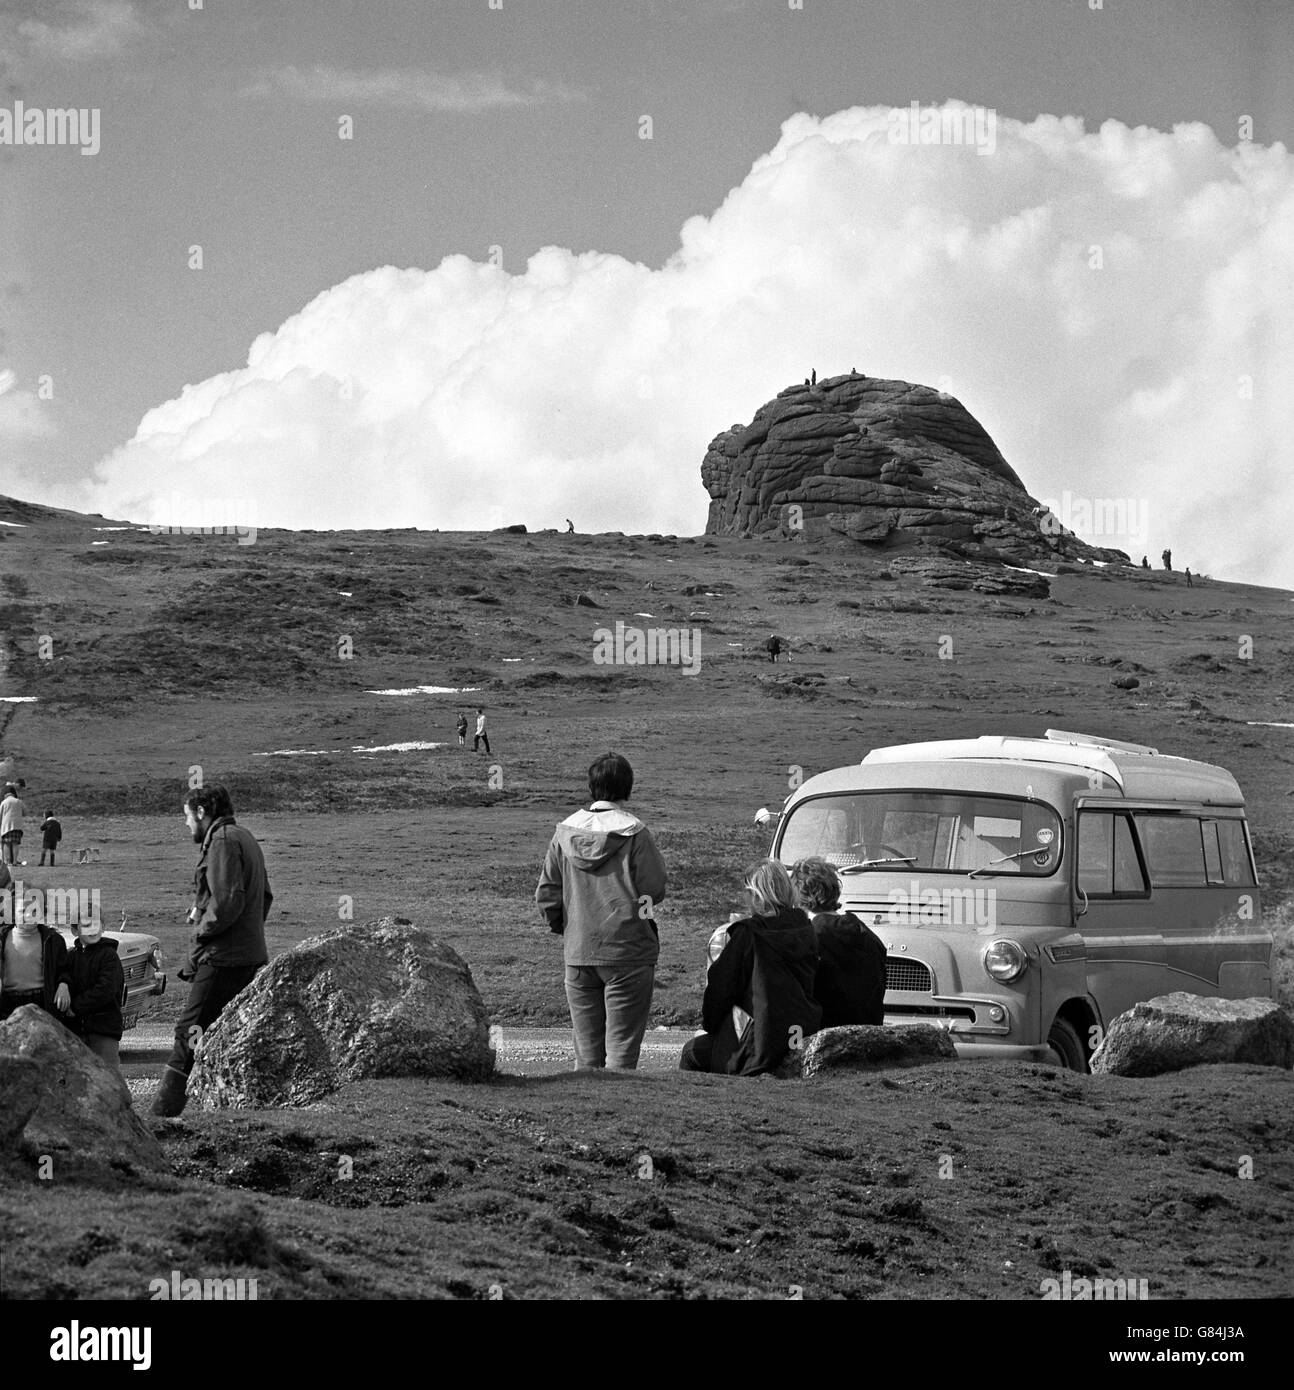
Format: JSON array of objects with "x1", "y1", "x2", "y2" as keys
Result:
[
  {"x1": 66, "y1": 913, "x2": 125, "y2": 1072},
  {"x1": 39, "y1": 810, "x2": 62, "y2": 867},
  {"x1": 456, "y1": 712, "x2": 468, "y2": 748}
]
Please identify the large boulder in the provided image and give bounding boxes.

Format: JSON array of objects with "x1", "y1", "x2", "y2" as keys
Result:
[
  {"x1": 188, "y1": 917, "x2": 495, "y2": 1108},
  {"x1": 701, "y1": 373, "x2": 1128, "y2": 567},
  {"x1": 787, "y1": 1023, "x2": 957, "y2": 1078},
  {"x1": 0, "y1": 1006, "x2": 167, "y2": 1176},
  {"x1": 1091, "y1": 993, "x2": 1294, "y2": 1077}
]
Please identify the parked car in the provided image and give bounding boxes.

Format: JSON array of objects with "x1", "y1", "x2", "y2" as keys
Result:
[
  {"x1": 757, "y1": 729, "x2": 1269, "y2": 1071},
  {"x1": 56, "y1": 917, "x2": 166, "y2": 1031}
]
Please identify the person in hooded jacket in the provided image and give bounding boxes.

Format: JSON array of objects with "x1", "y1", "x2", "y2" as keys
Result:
[
  {"x1": 535, "y1": 752, "x2": 668, "y2": 1070},
  {"x1": 65, "y1": 915, "x2": 125, "y2": 1070},
  {"x1": 790, "y1": 856, "x2": 887, "y2": 1026},
  {"x1": 680, "y1": 860, "x2": 822, "y2": 1076}
]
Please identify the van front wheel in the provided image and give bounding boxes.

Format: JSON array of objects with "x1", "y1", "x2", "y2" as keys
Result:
[{"x1": 1045, "y1": 1018, "x2": 1089, "y2": 1073}]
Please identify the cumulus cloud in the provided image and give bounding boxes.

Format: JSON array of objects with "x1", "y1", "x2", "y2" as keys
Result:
[
  {"x1": 83, "y1": 103, "x2": 1294, "y2": 588},
  {"x1": 240, "y1": 65, "x2": 587, "y2": 112},
  {"x1": 0, "y1": 368, "x2": 53, "y2": 441}
]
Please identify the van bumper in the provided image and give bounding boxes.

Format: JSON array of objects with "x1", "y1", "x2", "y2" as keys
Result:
[{"x1": 883, "y1": 1015, "x2": 1051, "y2": 1062}]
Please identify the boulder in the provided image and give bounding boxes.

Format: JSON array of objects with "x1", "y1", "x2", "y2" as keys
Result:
[
  {"x1": 702, "y1": 374, "x2": 1127, "y2": 567},
  {"x1": 0, "y1": 1005, "x2": 166, "y2": 1176},
  {"x1": 188, "y1": 917, "x2": 495, "y2": 1108},
  {"x1": 787, "y1": 1024, "x2": 957, "y2": 1078},
  {"x1": 1091, "y1": 993, "x2": 1294, "y2": 1077}
]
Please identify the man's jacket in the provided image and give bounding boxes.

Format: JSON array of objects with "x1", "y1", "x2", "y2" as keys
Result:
[
  {"x1": 810, "y1": 910, "x2": 887, "y2": 1027},
  {"x1": 191, "y1": 817, "x2": 272, "y2": 969},
  {"x1": 68, "y1": 937, "x2": 125, "y2": 1039},
  {"x1": 535, "y1": 802, "x2": 667, "y2": 966},
  {"x1": 702, "y1": 907, "x2": 822, "y2": 1075}
]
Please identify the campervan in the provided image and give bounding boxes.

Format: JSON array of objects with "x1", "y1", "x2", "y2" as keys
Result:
[{"x1": 762, "y1": 730, "x2": 1269, "y2": 1070}]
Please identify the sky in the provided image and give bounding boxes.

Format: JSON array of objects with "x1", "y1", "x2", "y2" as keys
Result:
[{"x1": 1, "y1": 0, "x2": 1291, "y2": 587}]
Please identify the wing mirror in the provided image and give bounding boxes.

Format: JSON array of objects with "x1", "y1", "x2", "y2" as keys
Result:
[{"x1": 754, "y1": 807, "x2": 782, "y2": 827}]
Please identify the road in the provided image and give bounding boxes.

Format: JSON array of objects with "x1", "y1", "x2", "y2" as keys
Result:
[{"x1": 120, "y1": 1023, "x2": 696, "y2": 1093}]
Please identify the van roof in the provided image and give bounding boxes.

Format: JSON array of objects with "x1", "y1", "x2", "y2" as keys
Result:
[{"x1": 852, "y1": 730, "x2": 1244, "y2": 805}]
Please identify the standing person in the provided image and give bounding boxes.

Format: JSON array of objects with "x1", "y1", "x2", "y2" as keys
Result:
[
  {"x1": 1161, "y1": 548, "x2": 1172, "y2": 570},
  {"x1": 0, "y1": 903, "x2": 72, "y2": 1021},
  {"x1": 679, "y1": 860, "x2": 820, "y2": 1076},
  {"x1": 1140, "y1": 556, "x2": 1149, "y2": 569},
  {"x1": 0, "y1": 784, "x2": 25, "y2": 865},
  {"x1": 1185, "y1": 567, "x2": 1194, "y2": 588},
  {"x1": 535, "y1": 752, "x2": 668, "y2": 1070},
  {"x1": 65, "y1": 914, "x2": 125, "y2": 1072},
  {"x1": 39, "y1": 810, "x2": 62, "y2": 867},
  {"x1": 152, "y1": 784, "x2": 272, "y2": 1118},
  {"x1": 790, "y1": 857, "x2": 886, "y2": 1026},
  {"x1": 765, "y1": 634, "x2": 783, "y2": 663},
  {"x1": 473, "y1": 708, "x2": 490, "y2": 754},
  {"x1": 455, "y1": 712, "x2": 468, "y2": 748}
]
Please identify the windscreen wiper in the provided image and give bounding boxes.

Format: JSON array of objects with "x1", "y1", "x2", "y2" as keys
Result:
[{"x1": 839, "y1": 855, "x2": 918, "y2": 874}]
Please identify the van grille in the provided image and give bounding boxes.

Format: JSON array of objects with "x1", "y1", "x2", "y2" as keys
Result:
[
  {"x1": 885, "y1": 958, "x2": 933, "y2": 993},
  {"x1": 123, "y1": 960, "x2": 149, "y2": 985}
]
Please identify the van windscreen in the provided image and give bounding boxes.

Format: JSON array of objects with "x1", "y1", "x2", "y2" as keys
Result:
[{"x1": 778, "y1": 792, "x2": 1062, "y2": 876}]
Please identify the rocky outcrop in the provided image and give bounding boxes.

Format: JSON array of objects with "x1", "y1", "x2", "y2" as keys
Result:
[
  {"x1": 188, "y1": 917, "x2": 495, "y2": 1108},
  {"x1": 702, "y1": 374, "x2": 1128, "y2": 566},
  {"x1": 0, "y1": 1006, "x2": 167, "y2": 1177},
  {"x1": 1091, "y1": 993, "x2": 1294, "y2": 1077},
  {"x1": 784, "y1": 1023, "x2": 957, "y2": 1078}
]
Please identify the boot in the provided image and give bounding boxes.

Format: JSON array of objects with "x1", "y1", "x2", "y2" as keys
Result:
[{"x1": 151, "y1": 1064, "x2": 189, "y2": 1118}]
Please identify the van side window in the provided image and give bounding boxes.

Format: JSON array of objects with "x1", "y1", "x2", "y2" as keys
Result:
[
  {"x1": 1213, "y1": 819, "x2": 1257, "y2": 887},
  {"x1": 1079, "y1": 812, "x2": 1147, "y2": 896},
  {"x1": 1201, "y1": 821, "x2": 1224, "y2": 885},
  {"x1": 1113, "y1": 814, "x2": 1148, "y2": 893},
  {"x1": 1134, "y1": 814, "x2": 1206, "y2": 886}
]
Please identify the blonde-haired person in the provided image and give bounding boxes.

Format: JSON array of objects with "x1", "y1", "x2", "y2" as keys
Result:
[
  {"x1": 790, "y1": 857, "x2": 887, "y2": 1027},
  {"x1": 679, "y1": 859, "x2": 821, "y2": 1076}
]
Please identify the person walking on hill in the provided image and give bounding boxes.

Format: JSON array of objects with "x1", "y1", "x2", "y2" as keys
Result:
[
  {"x1": 473, "y1": 708, "x2": 490, "y2": 754},
  {"x1": 39, "y1": 810, "x2": 62, "y2": 866},
  {"x1": 456, "y1": 712, "x2": 468, "y2": 748},
  {"x1": 536, "y1": 752, "x2": 668, "y2": 1070},
  {"x1": 153, "y1": 784, "x2": 272, "y2": 1118}
]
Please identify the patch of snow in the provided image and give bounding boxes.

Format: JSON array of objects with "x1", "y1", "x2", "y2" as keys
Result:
[
  {"x1": 353, "y1": 741, "x2": 446, "y2": 753},
  {"x1": 633, "y1": 613, "x2": 654, "y2": 618},
  {"x1": 1004, "y1": 565, "x2": 1056, "y2": 579},
  {"x1": 90, "y1": 541, "x2": 110, "y2": 546},
  {"x1": 366, "y1": 686, "x2": 479, "y2": 695},
  {"x1": 92, "y1": 526, "x2": 131, "y2": 531},
  {"x1": 338, "y1": 591, "x2": 352, "y2": 597},
  {"x1": 502, "y1": 658, "x2": 522, "y2": 662},
  {"x1": 1246, "y1": 721, "x2": 1294, "y2": 730},
  {"x1": 0, "y1": 696, "x2": 37, "y2": 703},
  {"x1": 253, "y1": 748, "x2": 332, "y2": 757},
  {"x1": 0, "y1": 520, "x2": 26, "y2": 528}
]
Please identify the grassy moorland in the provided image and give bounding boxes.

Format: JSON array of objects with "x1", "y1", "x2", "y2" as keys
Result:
[{"x1": 1, "y1": 498, "x2": 1291, "y2": 1300}]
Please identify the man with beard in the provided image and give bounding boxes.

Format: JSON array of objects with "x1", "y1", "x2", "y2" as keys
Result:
[{"x1": 152, "y1": 785, "x2": 272, "y2": 1117}]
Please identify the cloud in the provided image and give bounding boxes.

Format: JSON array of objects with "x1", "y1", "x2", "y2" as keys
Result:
[
  {"x1": 83, "y1": 103, "x2": 1294, "y2": 589},
  {"x1": 1, "y1": 0, "x2": 144, "y2": 69},
  {"x1": 240, "y1": 65, "x2": 586, "y2": 113},
  {"x1": 0, "y1": 368, "x2": 54, "y2": 440}
]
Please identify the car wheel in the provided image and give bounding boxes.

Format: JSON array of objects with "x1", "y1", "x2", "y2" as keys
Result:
[{"x1": 1044, "y1": 1017, "x2": 1088, "y2": 1073}]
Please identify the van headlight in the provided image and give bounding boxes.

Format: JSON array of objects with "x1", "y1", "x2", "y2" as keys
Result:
[
  {"x1": 983, "y1": 939, "x2": 1028, "y2": 982},
  {"x1": 707, "y1": 926, "x2": 730, "y2": 965}
]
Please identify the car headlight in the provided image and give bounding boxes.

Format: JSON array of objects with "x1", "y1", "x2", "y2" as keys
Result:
[
  {"x1": 707, "y1": 925, "x2": 730, "y2": 965},
  {"x1": 149, "y1": 945, "x2": 162, "y2": 972},
  {"x1": 983, "y1": 939, "x2": 1028, "y2": 983}
]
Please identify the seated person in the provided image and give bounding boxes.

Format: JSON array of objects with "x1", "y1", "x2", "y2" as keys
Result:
[
  {"x1": 790, "y1": 856, "x2": 887, "y2": 1026},
  {"x1": 66, "y1": 915, "x2": 125, "y2": 1071},
  {"x1": 0, "y1": 909, "x2": 72, "y2": 1021},
  {"x1": 680, "y1": 860, "x2": 821, "y2": 1076}
]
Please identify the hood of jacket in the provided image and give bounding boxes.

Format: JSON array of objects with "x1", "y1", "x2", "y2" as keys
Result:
[
  {"x1": 741, "y1": 906, "x2": 819, "y2": 970},
  {"x1": 74, "y1": 936, "x2": 120, "y2": 958},
  {"x1": 555, "y1": 802, "x2": 647, "y2": 871}
]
